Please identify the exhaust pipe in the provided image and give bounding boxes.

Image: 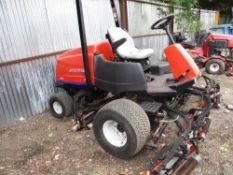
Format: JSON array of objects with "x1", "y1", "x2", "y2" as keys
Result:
[{"x1": 175, "y1": 155, "x2": 201, "y2": 175}]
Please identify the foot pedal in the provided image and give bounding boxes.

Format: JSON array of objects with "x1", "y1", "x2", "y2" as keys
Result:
[{"x1": 140, "y1": 101, "x2": 162, "y2": 114}]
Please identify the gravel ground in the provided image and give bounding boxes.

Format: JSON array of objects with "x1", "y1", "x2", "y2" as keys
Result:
[{"x1": 0, "y1": 75, "x2": 233, "y2": 175}]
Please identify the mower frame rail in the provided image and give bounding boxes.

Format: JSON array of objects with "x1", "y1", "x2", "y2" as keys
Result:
[{"x1": 142, "y1": 76, "x2": 220, "y2": 175}]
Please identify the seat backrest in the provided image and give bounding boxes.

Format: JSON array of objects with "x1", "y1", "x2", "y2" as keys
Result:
[
  {"x1": 94, "y1": 53, "x2": 146, "y2": 94},
  {"x1": 107, "y1": 27, "x2": 137, "y2": 58}
]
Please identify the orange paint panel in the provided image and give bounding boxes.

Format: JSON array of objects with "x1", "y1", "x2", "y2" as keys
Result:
[
  {"x1": 56, "y1": 41, "x2": 115, "y2": 84},
  {"x1": 164, "y1": 44, "x2": 201, "y2": 81}
]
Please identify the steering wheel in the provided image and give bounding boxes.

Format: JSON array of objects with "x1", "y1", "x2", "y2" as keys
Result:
[{"x1": 151, "y1": 14, "x2": 175, "y2": 30}]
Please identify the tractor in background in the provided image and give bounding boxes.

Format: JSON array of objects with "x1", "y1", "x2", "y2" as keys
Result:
[{"x1": 174, "y1": 31, "x2": 233, "y2": 75}]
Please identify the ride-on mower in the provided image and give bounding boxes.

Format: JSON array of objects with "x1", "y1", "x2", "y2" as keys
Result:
[
  {"x1": 49, "y1": 3, "x2": 220, "y2": 174},
  {"x1": 174, "y1": 31, "x2": 233, "y2": 75}
]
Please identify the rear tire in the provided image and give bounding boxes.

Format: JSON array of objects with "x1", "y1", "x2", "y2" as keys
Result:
[
  {"x1": 93, "y1": 99, "x2": 150, "y2": 159},
  {"x1": 205, "y1": 59, "x2": 225, "y2": 75},
  {"x1": 49, "y1": 92, "x2": 73, "y2": 118}
]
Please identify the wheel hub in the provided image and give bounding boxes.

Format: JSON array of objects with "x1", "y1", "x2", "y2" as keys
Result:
[
  {"x1": 209, "y1": 63, "x2": 220, "y2": 73},
  {"x1": 102, "y1": 120, "x2": 127, "y2": 147},
  {"x1": 53, "y1": 101, "x2": 63, "y2": 114}
]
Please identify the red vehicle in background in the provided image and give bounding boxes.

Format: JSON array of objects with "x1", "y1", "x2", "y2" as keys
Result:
[{"x1": 174, "y1": 31, "x2": 233, "y2": 75}]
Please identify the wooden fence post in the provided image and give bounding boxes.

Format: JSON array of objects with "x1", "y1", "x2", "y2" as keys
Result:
[{"x1": 120, "y1": 0, "x2": 129, "y2": 30}]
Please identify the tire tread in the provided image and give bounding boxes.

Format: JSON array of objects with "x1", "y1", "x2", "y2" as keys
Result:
[
  {"x1": 49, "y1": 92, "x2": 73, "y2": 118},
  {"x1": 205, "y1": 59, "x2": 225, "y2": 74},
  {"x1": 98, "y1": 99, "x2": 150, "y2": 156}
]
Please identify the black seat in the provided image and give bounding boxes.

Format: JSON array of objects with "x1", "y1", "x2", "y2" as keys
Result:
[
  {"x1": 173, "y1": 32, "x2": 196, "y2": 49},
  {"x1": 181, "y1": 41, "x2": 196, "y2": 49}
]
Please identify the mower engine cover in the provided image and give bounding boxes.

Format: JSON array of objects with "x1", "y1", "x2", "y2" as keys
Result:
[
  {"x1": 207, "y1": 33, "x2": 233, "y2": 47},
  {"x1": 164, "y1": 43, "x2": 201, "y2": 80},
  {"x1": 203, "y1": 34, "x2": 233, "y2": 57},
  {"x1": 55, "y1": 41, "x2": 115, "y2": 87}
]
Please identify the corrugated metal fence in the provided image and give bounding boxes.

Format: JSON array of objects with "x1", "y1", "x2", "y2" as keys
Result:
[
  {"x1": 128, "y1": 0, "x2": 169, "y2": 63},
  {"x1": 200, "y1": 9, "x2": 216, "y2": 30},
  {"x1": 0, "y1": 0, "x2": 115, "y2": 128},
  {"x1": 0, "y1": 0, "x2": 216, "y2": 128}
]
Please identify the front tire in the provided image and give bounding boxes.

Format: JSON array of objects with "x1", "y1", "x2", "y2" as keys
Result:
[
  {"x1": 93, "y1": 99, "x2": 150, "y2": 159},
  {"x1": 205, "y1": 59, "x2": 225, "y2": 74},
  {"x1": 49, "y1": 92, "x2": 73, "y2": 118}
]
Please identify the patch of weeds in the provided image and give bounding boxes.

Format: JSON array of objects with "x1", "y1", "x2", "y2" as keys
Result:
[{"x1": 90, "y1": 170, "x2": 105, "y2": 175}]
